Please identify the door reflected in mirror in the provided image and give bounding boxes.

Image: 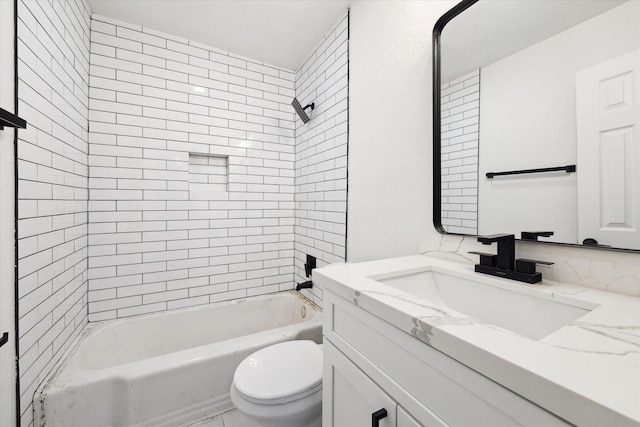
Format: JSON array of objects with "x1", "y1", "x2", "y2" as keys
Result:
[{"x1": 434, "y1": 0, "x2": 640, "y2": 251}]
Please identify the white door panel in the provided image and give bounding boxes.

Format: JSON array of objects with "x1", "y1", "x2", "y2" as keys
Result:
[{"x1": 577, "y1": 50, "x2": 640, "y2": 248}]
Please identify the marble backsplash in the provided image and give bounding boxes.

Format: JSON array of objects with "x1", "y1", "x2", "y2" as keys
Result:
[{"x1": 421, "y1": 233, "x2": 640, "y2": 298}]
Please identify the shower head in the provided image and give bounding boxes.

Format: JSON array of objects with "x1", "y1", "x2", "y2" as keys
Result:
[{"x1": 292, "y1": 97, "x2": 315, "y2": 124}]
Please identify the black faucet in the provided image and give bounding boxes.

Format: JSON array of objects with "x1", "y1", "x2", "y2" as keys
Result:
[
  {"x1": 477, "y1": 234, "x2": 515, "y2": 270},
  {"x1": 470, "y1": 233, "x2": 553, "y2": 284}
]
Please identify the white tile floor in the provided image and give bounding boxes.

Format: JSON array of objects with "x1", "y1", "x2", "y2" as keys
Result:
[{"x1": 187, "y1": 409, "x2": 257, "y2": 427}]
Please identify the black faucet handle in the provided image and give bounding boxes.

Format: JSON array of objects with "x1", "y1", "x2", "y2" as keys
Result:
[
  {"x1": 304, "y1": 254, "x2": 317, "y2": 277},
  {"x1": 521, "y1": 231, "x2": 554, "y2": 241},
  {"x1": 477, "y1": 233, "x2": 515, "y2": 244},
  {"x1": 516, "y1": 258, "x2": 554, "y2": 274},
  {"x1": 469, "y1": 251, "x2": 497, "y2": 267}
]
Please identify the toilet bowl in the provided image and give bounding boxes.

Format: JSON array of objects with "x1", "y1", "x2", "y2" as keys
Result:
[{"x1": 230, "y1": 340, "x2": 323, "y2": 427}]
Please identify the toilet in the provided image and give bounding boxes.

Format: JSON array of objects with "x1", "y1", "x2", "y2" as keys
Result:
[{"x1": 230, "y1": 340, "x2": 323, "y2": 427}]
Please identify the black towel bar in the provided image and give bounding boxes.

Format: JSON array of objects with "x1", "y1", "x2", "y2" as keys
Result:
[{"x1": 486, "y1": 165, "x2": 576, "y2": 179}]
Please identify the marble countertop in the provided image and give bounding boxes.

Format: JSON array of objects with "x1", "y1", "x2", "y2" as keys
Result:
[{"x1": 314, "y1": 255, "x2": 640, "y2": 427}]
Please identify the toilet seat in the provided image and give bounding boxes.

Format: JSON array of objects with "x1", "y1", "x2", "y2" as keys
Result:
[{"x1": 233, "y1": 340, "x2": 322, "y2": 405}]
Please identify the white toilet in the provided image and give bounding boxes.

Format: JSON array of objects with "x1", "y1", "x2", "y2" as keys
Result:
[{"x1": 230, "y1": 340, "x2": 323, "y2": 427}]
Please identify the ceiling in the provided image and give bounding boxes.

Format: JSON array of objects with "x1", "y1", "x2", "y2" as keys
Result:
[
  {"x1": 87, "y1": 0, "x2": 351, "y2": 71},
  {"x1": 441, "y1": 0, "x2": 627, "y2": 82}
]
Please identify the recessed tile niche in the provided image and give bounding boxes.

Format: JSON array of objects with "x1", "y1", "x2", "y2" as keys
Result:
[{"x1": 188, "y1": 154, "x2": 228, "y2": 198}]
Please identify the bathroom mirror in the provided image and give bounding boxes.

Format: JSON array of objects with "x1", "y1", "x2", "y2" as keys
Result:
[{"x1": 433, "y1": 0, "x2": 640, "y2": 251}]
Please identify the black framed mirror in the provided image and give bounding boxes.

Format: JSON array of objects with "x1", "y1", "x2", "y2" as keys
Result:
[{"x1": 433, "y1": 0, "x2": 640, "y2": 252}]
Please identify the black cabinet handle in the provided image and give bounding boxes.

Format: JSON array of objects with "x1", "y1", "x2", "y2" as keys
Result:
[
  {"x1": 372, "y1": 408, "x2": 387, "y2": 426},
  {"x1": 0, "y1": 332, "x2": 8, "y2": 348}
]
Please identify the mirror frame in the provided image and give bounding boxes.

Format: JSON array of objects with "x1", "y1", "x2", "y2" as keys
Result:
[{"x1": 431, "y1": 0, "x2": 640, "y2": 253}]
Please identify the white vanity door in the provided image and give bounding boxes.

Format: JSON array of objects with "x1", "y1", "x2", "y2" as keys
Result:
[
  {"x1": 323, "y1": 341, "x2": 397, "y2": 427},
  {"x1": 577, "y1": 49, "x2": 640, "y2": 248},
  {"x1": 398, "y1": 406, "x2": 423, "y2": 427}
]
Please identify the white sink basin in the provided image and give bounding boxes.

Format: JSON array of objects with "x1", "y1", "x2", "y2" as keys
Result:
[{"x1": 376, "y1": 270, "x2": 593, "y2": 340}]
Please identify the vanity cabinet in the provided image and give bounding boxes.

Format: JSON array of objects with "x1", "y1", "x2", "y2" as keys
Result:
[
  {"x1": 324, "y1": 341, "x2": 396, "y2": 427},
  {"x1": 322, "y1": 289, "x2": 572, "y2": 427},
  {"x1": 324, "y1": 340, "x2": 436, "y2": 426}
]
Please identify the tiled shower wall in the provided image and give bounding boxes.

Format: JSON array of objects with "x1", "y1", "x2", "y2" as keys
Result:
[
  {"x1": 15, "y1": 8, "x2": 348, "y2": 421},
  {"x1": 294, "y1": 15, "x2": 349, "y2": 307},
  {"x1": 440, "y1": 69, "x2": 479, "y2": 234},
  {"x1": 16, "y1": 0, "x2": 91, "y2": 425},
  {"x1": 87, "y1": 15, "x2": 298, "y2": 320}
]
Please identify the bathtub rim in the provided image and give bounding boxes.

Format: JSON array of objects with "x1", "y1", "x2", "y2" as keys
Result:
[
  {"x1": 35, "y1": 290, "x2": 322, "y2": 400},
  {"x1": 86, "y1": 289, "x2": 320, "y2": 334}
]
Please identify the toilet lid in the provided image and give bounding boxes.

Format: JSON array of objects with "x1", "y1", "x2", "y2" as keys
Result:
[{"x1": 234, "y1": 340, "x2": 322, "y2": 404}]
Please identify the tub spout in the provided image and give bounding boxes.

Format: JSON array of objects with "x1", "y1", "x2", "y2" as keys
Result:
[{"x1": 296, "y1": 281, "x2": 313, "y2": 291}]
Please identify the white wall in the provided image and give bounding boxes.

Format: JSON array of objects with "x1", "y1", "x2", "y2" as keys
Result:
[
  {"x1": 16, "y1": 0, "x2": 91, "y2": 425},
  {"x1": 294, "y1": 14, "x2": 349, "y2": 307},
  {"x1": 348, "y1": 0, "x2": 440, "y2": 262},
  {"x1": 478, "y1": 1, "x2": 640, "y2": 242},
  {"x1": 347, "y1": 1, "x2": 640, "y2": 297},
  {"x1": 0, "y1": 2, "x2": 17, "y2": 426}
]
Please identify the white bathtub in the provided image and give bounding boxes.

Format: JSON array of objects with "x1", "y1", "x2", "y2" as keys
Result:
[{"x1": 35, "y1": 291, "x2": 322, "y2": 427}]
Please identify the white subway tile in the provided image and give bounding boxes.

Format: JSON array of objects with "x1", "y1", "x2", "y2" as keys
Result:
[
  {"x1": 143, "y1": 289, "x2": 188, "y2": 304},
  {"x1": 89, "y1": 87, "x2": 116, "y2": 101},
  {"x1": 189, "y1": 56, "x2": 228, "y2": 74},
  {"x1": 91, "y1": 166, "x2": 142, "y2": 179},
  {"x1": 209, "y1": 51, "x2": 246, "y2": 69},
  {"x1": 247, "y1": 62, "x2": 279, "y2": 77},
  {"x1": 117, "y1": 282, "x2": 165, "y2": 297},
  {"x1": 90, "y1": 122, "x2": 142, "y2": 137},
  {"x1": 143, "y1": 64, "x2": 188, "y2": 83},
  {"x1": 91, "y1": 52, "x2": 142, "y2": 73},
  {"x1": 90, "y1": 64, "x2": 116, "y2": 79},
  {"x1": 118, "y1": 302, "x2": 166, "y2": 317},
  {"x1": 167, "y1": 40, "x2": 207, "y2": 59},
  {"x1": 142, "y1": 127, "x2": 188, "y2": 142},
  {"x1": 118, "y1": 221, "x2": 166, "y2": 232},
  {"x1": 117, "y1": 261, "x2": 166, "y2": 276},
  {"x1": 144, "y1": 268, "x2": 188, "y2": 283},
  {"x1": 167, "y1": 60, "x2": 208, "y2": 78},
  {"x1": 91, "y1": 31, "x2": 142, "y2": 52},
  {"x1": 167, "y1": 120, "x2": 208, "y2": 134},
  {"x1": 117, "y1": 26, "x2": 166, "y2": 48},
  {"x1": 143, "y1": 85, "x2": 188, "y2": 102},
  {"x1": 88, "y1": 253, "x2": 141, "y2": 268},
  {"x1": 143, "y1": 44, "x2": 188, "y2": 63},
  {"x1": 209, "y1": 88, "x2": 245, "y2": 103},
  {"x1": 142, "y1": 25, "x2": 188, "y2": 43},
  {"x1": 91, "y1": 19, "x2": 116, "y2": 36},
  {"x1": 118, "y1": 113, "x2": 166, "y2": 129},
  {"x1": 117, "y1": 48, "x2": 166, "y2": 68},
  {"x1": 92, "y1": 76, "x2": 142, "y2": 94},
  {"x1": 188, "y1": 74, "x2": 228, "y2": 91},
  {"x1": 117, "y1": 69, "x2": 165, "y2": 89},
  {"x1": 93, "y1": 14, "x2": 141, "y2": 31},
  {"x1": 89, "y1": 295, "x2": 142, "y2": 313}
]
